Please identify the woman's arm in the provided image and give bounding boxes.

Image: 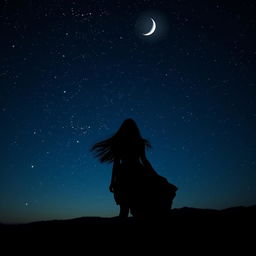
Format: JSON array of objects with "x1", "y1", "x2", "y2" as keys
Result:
[
  {"x1": 140, "y1": 146, "x2": 158, "y2": 176},
  {"x1": 109, "y1": 157, "x2": 120, "y2": 192}
]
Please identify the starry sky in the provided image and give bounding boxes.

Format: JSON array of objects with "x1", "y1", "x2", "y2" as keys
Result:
[{"x1": 1, "y1": 0, "x2": 256, "y2": 223}]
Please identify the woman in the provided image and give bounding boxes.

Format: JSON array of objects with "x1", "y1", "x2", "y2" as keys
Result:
[{"x1": 91, "y1": 118, "x2": 177, "y2": 218}]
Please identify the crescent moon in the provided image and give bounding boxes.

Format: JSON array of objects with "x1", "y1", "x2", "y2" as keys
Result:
[{"x1": 143, "y1": 18, "x2": 156, "y2": 36}]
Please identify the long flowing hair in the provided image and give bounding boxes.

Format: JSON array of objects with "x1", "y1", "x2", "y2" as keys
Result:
[{"x1": 91, "y1": 118, "x2": 151, "y2": 163}]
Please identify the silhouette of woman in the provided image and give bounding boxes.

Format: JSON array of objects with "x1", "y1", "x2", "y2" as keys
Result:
[{"x1": 91, "y1": 118, "x2": 177, "y2": 219}]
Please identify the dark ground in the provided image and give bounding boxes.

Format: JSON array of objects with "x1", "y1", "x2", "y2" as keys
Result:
[{"x1": 1, "y1": 206, "x2": 255, "y2": 252}]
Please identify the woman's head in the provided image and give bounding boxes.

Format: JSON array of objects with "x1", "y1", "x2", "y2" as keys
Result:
[
  {"x1": 114, "y1": 118, "x2": 142, "y2": 141},
  {"x1": 91, "y1": 118, "x2": 151, "y2": 163}
]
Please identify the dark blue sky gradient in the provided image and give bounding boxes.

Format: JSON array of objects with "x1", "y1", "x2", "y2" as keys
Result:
[{"x1": 1, "y1": 0, "x2": 256, "y2": 223}]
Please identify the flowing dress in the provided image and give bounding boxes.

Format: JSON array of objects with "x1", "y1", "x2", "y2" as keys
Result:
[{"x1": 112, "y1": 159, "x2": 177, "y2": 218}]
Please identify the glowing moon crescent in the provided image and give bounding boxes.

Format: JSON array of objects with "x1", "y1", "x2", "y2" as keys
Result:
[{"x1": 143, "y1": 18, "x2": 156, "y2": 36}]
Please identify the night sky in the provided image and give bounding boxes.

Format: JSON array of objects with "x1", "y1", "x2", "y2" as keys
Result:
[{"x1": 1, "y1": 0, "x2": 256, "y2": 223}]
